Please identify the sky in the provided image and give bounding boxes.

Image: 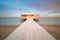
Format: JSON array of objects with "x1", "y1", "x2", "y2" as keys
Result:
[{"x1": 0, "y1": 0, "x2": 60, "y2": 17}]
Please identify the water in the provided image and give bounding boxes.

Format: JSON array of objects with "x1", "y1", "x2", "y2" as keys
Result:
[
  {"x1": 0, "y1": 17, "x2": 22, "y2": 25},
  {"x1": 39, "y1": 18, "x2": 60, "y2": 23},
  {"x1": 0, "y1": 17, "x2": 60, "y2": 22},
  {"x1": 0, "y1": 17, "x2": 60, "y2": 25},
  {"x1": 0, "y1": 17, "x2": 21, "y2": 22}
]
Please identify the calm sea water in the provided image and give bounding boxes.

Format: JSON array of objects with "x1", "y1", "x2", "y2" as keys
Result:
[
  {"x1": 0, "y1": 17, "x2": 60, "y2": 23},
  {"x1": 0, "y1": 17, "x2": 21, "y2": 22}
]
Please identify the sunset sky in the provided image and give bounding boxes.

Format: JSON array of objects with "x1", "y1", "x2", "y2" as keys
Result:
[{"x1": 0, "y1": 0, "x2": 60, "y2": 17}]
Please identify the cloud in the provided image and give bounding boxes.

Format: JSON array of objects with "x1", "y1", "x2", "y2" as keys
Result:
[
  {"x1": 0, "y1": 13, "x2": 21, "y2": 17},
  {"x1": 0, "y1": 0, "x2": 60, "y2": 18},
  {"x1": 29, "y1": 0, "x2": 60, "y2": 10}
]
